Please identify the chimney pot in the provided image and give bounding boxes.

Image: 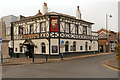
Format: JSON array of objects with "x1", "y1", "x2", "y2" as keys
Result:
[
  {"x1": 77, "y1": 6, "x2": 79, "y2": 10},
  {"x1": 42, "y1": 2, "x2": 48, "y2": 15},
  {"x1": 44, "y1": 2, "x2": 47, "y2": 7},
  {"x1": 38, "y1": 10, "x2": 40, "y2": 13},
  {"x1": 76, "y1": 6, "x2": 81, "y2": 20},
  {"x1": 36, "y1": 10, "x2": 42, "y2": 15}
]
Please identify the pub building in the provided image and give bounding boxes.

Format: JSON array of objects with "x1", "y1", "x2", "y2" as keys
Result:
[{"x1": 11, "y1": 3, "x2": 98, "y2": 58}]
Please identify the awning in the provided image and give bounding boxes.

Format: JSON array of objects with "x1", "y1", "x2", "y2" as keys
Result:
[{"x1": 20, "y1": 39, "x2": 37, "y2": 48}]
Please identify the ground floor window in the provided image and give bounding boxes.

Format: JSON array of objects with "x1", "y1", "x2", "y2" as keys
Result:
[
  {"x1": 52, "y1": 46, "x2": 58, "y2": 53},
  {"x1": 85, "y1": 42, "x2": 88, "y2": 51},
  {"x1": 41, "y1": 42, "x2": 46, "y2": 53},
  {"x1": 15, "y1": 48, "x2": 17, "y2": 52},
  {"x1": 70, "y1": 46, "x2": 73, "y2": 51},
  {"x1": 73, "y1": 41, "x2": 76, "y2": 51},
  {"x1": 65, "y1": 41, "x2": 69, "y2": 52},
  {"x1": 20, "y1": 46, "x2": 23, "y2": 52},
  {"x1": 80, "y1": 46, "x2": 83, "y2": 50},
  {"x1": 89, "y1": 46, "x2": 91, "y2": 50}
]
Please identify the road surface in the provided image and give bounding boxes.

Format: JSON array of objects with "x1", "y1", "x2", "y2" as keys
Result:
[{"x1": 2, "y1": 53, "x2": 118, "y2": 78}]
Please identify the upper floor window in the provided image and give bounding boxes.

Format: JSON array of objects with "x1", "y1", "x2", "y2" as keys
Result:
[
  {"x1": 83, "y1": 26, "x2": 87, "y2": 35},
  {"x1": 6, "y1": 27, "x2": 11, "y2": 35},
  {"x1": 19, "y1": 26, "x2": 23, "y2": 35},
  {"x1": 40, "y1": 22, "x2": 46, "y2": 32},
  {"x1": 75, "y1": 24, "x2": 79, "y2": 34},
  {"x1": 30, "y1": 24, "x2": 34, "y2": 34},
  {"x1": 65, "y1": 23, "x2": 70, "y2": 33}
]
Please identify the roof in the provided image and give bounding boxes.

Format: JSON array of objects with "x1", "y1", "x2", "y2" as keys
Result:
[
  {"x1": 97, "y1": 28, "x2": 110, "y2": 34},
  {"x1": 97, "y1": 28, "x2": 117, "y2": 34},
  {"x1": 18, "y1": 12, "x2": 94, "y2": 24}
]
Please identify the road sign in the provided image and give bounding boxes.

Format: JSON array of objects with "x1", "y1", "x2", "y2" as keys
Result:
[
  {"x1": 0, "y1": 41, "x2": 2, "y2": 43},
  {"x1": 61, "y1": 41, "x2": 64, "y2": 44},
  {"x1": 0, "y1": 38, "x2": 2, "y2": 43},
  {"x1": 60, "y1": 44, "x2": 65, "y2": 48}
]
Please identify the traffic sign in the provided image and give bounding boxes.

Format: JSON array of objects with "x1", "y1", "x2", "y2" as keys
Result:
[
  {"x1": 61, "y1": 41, "x2": 64, "y2": 43},
  {"x1": 0, "y1": 41, "x2": 2, "y2": 43},
  {"x1": 60, "y1": 44, "x2": 65, "y2": 48},
  {"x1": 0, "y1": 38, "x2": 2, "y2": 40}
]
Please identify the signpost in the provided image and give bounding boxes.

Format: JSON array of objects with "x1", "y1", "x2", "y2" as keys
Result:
[
  {"x1": 93, "y1": 41, "x2": 95, "y2": 54},
  {"x1": 0, "y1": 38, "x2": 3, "y2": 65},
  {"x1": 60, "y1": 41, "x2": 64, "y2": 60}
]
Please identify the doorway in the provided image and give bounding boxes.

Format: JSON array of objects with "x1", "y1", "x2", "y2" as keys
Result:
[
  {"x1": 25, "y1": 44, "x2": 34, "y2": 58},
  {"x1": 100, "y1": 45, "x2": 103, "y2": 53}
]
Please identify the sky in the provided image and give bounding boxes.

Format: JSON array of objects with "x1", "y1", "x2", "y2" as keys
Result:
[{"x1": 0, "y1": 0, "x2": 119, "y2": 32}]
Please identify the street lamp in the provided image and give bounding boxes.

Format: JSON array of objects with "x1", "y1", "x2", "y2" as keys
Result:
[{"x1": 106, "y1": 14, "x2": 112, "y2": 52}]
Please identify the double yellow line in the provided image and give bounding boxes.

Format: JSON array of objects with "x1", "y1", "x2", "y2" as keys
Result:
[{"x1": 102, "y1": 64, "x2": 120, "y2": 71}]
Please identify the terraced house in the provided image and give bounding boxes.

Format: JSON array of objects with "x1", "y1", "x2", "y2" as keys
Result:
[{"x1": 11, "y1": 3, "x2": 98, "y2": 57}]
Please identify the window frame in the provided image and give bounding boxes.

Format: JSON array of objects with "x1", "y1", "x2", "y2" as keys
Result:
[
  {"x1": 52, "y1": 46, "x2": 58, "y2": 53},
  {"x1": 41, "y1": 42, "x2": 46, "y2": 53},
  {"x1": 73, "y1": 41, "x2": 76, "y2": 51},
  {"x1": 80, "y1": 46, "x2": 83, "y2": 50}
]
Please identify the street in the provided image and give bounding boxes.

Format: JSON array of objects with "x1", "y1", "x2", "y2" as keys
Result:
[{"x1": 2, "y1": 53, "x2": 118, "y2": 78}]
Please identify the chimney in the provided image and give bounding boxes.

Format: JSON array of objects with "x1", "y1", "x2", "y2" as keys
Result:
[
  {"x1": 42, "y1": 2, "x2": 48, "y2": 15},
  {"x1": 36, "y1": 10, "x2": 42, "y2": 16},
  {"x1": 76, "y1": 6, "x2": 81, "y2": 20}
]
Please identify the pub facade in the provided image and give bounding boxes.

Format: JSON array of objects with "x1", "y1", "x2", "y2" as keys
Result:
[{"x1": 11, "y1": 3, "x2": 98, "y2": 57}]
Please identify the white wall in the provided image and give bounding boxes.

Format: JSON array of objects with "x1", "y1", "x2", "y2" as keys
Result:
[
  {"x1": 14, "y1": 39, "x2": 98, "y2": 55},
  {"x1": 60, "y1": 39, "x2": 98, "y2": 54}
]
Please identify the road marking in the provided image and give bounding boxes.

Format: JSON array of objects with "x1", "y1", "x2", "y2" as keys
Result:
[{"x1": 102, "y1": 64, "x2": 120, "y2": 71}]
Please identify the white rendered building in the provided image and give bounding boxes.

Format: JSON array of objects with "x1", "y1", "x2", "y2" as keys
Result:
[
  {"x1": 1, "y1": 15, "x2": 19, "y2": 48},
  {"x1": 12, "y1": 3, "x2": 98, "y2": 57}
]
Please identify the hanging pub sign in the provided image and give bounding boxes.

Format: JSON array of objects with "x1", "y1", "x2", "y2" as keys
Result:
[{"x1": 50, "y1": 18, "x2": 59, "y2": 32}]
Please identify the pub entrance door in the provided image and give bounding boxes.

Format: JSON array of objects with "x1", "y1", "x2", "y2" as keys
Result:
[{"x1": 25, "y1": 44, "x2": 34, "y2": 58}]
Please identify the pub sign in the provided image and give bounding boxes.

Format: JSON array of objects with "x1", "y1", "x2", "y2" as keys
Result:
[{"x1": 50, "y1": 18, "x2": 59, "y2": 32}]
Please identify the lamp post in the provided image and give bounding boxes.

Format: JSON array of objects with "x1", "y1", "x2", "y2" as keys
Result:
[{"x1": 106, "y1": 14, "x2": 112, "y2": 53}]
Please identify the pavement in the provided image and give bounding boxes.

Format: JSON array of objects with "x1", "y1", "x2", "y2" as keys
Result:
[{"x1": 2, "y1": 53, "x2": 114, "y2": 66}]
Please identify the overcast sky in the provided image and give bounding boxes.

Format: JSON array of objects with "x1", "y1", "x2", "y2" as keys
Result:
[{"x1": 0, "y1": 0, "x2": 119, "y2": 32}]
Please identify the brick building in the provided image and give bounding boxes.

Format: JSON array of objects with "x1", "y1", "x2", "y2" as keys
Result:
[{"x1": 97, "y1": 28, "x2": 118, "y2": 53}]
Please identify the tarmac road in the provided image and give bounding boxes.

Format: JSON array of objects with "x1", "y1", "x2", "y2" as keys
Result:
[{"x1": 2, "y1": 53, "x2": 118, "y2": 78}]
